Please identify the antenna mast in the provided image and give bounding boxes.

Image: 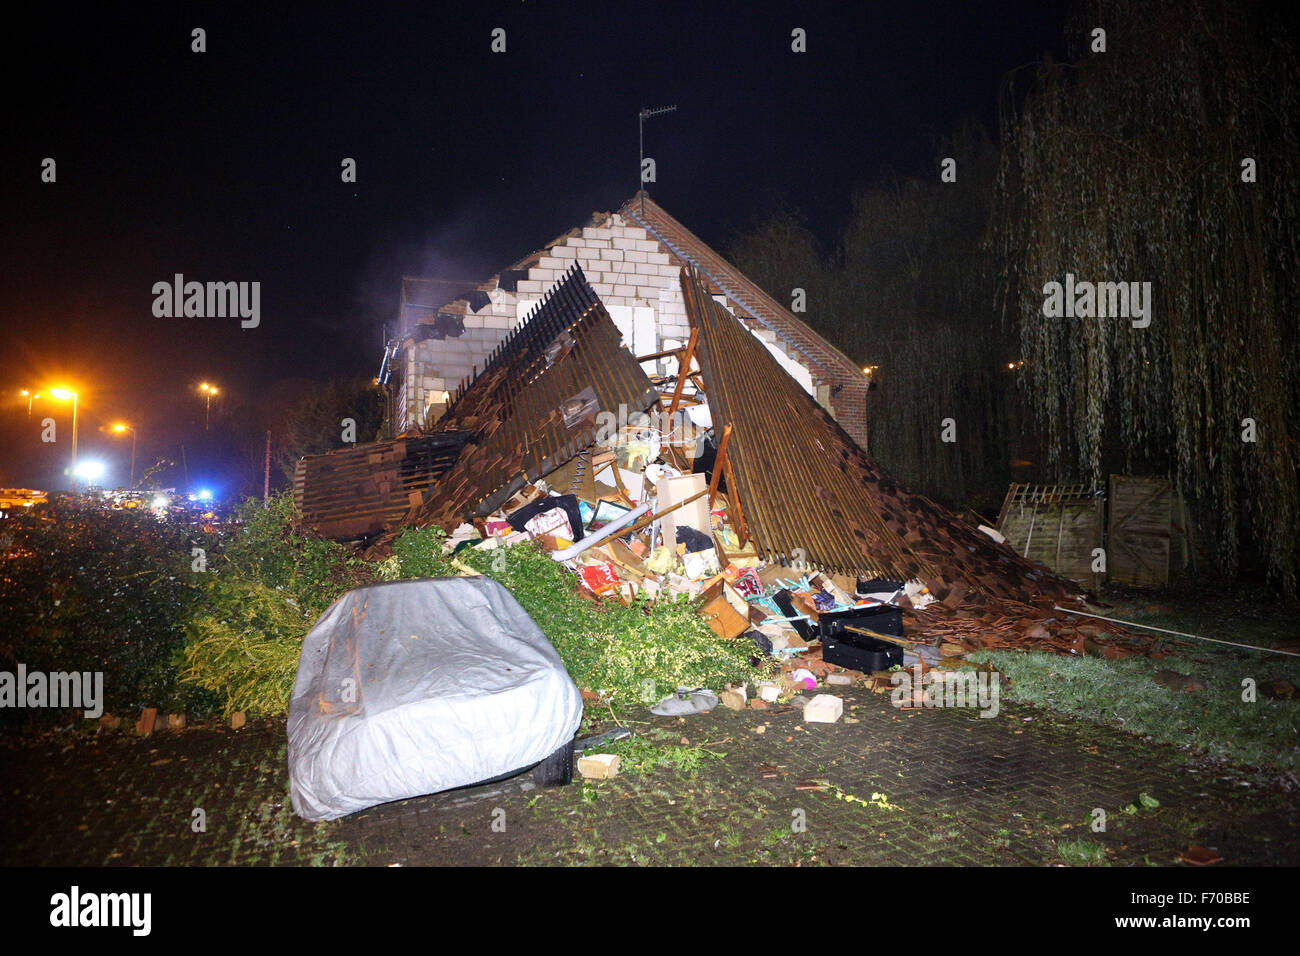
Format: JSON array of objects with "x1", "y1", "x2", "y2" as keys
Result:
[{"x1": 639, "y1": 105, "x2": 677, "y2": 215}]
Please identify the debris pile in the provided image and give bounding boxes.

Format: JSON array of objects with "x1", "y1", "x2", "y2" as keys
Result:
[{"x1": 303, "y1": 263, "x2": 1135, "y2": 680}]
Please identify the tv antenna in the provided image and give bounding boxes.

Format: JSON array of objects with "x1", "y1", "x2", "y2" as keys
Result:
[{"x1": 638, "y1": 105, "x2": 677, "y2": 215}]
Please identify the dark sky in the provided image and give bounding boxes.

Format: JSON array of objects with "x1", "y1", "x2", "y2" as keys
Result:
[{"x1": 1, "y1": 0, "x2": 1071, "y2": 493}]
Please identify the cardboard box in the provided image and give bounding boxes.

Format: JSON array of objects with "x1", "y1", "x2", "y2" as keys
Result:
[
  {"x1": 656, "y1": 473, "x2": 709, "y2": 551},
  {"x1": 698, "y1": 579, "x2": 750, "y2": 639}
]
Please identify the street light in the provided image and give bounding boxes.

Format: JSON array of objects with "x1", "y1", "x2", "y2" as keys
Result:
[
  {"x1": 112, "y1": 422, "x2": 138, "y2": 489},
  {"x1": 73, "y1": 460, "x2": 106, "y2": 484},
  {"x1": 198, "y1": 382, "x2": 219, "y2": 430},
  {"x1": 20, "y1": 389, "x2": 41, "y2": 417},
  {"x1": 48, "y1": 387, "x2": 79, "y2": 493}
]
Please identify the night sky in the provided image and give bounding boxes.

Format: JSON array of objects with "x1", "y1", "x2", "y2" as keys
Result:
[{"x1": 1, "y1": 0, "x2": 1071, "y2": 494}]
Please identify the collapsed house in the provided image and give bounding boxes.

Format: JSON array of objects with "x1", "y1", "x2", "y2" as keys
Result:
[
  {"x1": 379, "y1": 194, "x2": 870, "y2": 447},
  {"x1": 296, "y1": 196, "x2": 1133, "y2": 664}
]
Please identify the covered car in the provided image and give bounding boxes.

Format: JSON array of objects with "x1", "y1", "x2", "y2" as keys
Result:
[{"x1": 288, "y1": 576, "x2": 583, "y2": 821}]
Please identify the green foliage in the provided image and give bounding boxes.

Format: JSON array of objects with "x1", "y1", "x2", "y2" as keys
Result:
[
  {"x1": 1122, "y1": 792, "x2": 1161, "y2": 815},
  {"x1": 991, "y1": 0, "x2": 1300, "y2": 593},
  {"x1": 177, "y1": 491, "x2": 370, "y2": 717},
  {"x1": 604, "y1": 728, "x2": 724, "y2": 776},
  {"x1": 826, "y1": 784, "x2": 902, "y2": 811},
  {"x1": 388, "y1": 525, "x2": 454, "y2": 579},
  {"x1": 0, "y1": 501, "x2": 206, "y2": 719},
  {"x1": 1057, "y1": 837, "x2": 1108, "y2": 866},
  {"x1": 213, "y1": 492, "x2": 367, "y2": 618},
  {"x1": 179, "y1": 577, "x2": 310, "y2": 719},
  {"x1": 455, "y1": 542, "x2": 766, "y2": 702},
  {"x1": 5, "y1": 486, "x2": 764, "y2": 724}
]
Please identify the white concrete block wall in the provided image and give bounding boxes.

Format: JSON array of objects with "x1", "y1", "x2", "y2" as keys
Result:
[
  {"x1": 399, "y1": 217, "x2": 827, "y2": 430},
  {"x1": 605, "y1": 305, "x2": 635, "y2": 350}
]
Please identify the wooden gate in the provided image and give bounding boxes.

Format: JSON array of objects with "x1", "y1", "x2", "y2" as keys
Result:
[{"x1": 1107, "y1": 475, "x2": 1173, "y2": 588}]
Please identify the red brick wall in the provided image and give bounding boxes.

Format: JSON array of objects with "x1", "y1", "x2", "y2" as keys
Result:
[{"x1": 830, "y1": 378, "x2": 870, "y2": 450}]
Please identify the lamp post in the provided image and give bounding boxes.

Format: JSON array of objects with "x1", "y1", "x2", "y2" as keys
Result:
[
  {"x1": 199, "y1": 382, "x2": 218, "y2": 430},
  {"x1": 49, "y1": 387, "x2": 79, "y2": 493},
  {"x1": 112, "y1": 423, "x2": 138, "y2": 489},
  {"x1": 20, "y1": 389, "x2": 40, "y2": 417}
]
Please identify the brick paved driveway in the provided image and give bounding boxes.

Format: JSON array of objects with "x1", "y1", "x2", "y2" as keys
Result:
[{"x1": 3, "y1": 688, "x2": 1296, "y2": 866}]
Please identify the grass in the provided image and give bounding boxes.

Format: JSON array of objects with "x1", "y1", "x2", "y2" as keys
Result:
[
  {"x1": 1057, "y1": 837, "x2": 1108, "y2": 866},
  {"x1": 970, "y1": 585, "x2": 1300, "y2": 769}
]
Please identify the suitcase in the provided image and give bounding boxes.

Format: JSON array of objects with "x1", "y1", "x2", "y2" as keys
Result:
[{"x1": 816, "y1": 604, "x2": 905, "y2": 672}]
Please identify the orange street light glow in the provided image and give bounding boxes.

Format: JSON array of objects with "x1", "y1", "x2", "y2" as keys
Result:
[{"x1": 49, "y1": 387, "x2": 76, "y2": 400}]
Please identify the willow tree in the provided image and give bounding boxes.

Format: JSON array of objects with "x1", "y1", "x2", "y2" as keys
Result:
[
  {"x1": 992, "y1": 0, "x2": 1300, "y2": 594},
  {"x1": 730, "y1": 124, "x2": 1018, "y2": 509}
]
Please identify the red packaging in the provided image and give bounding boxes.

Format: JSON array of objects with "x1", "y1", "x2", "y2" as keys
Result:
[{"x1": 580, "y1": 563, "x2": 620, "y2": 595}]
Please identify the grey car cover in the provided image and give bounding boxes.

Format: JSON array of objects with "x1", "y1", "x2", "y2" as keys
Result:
[{"x1": 288, "y1": 576, "x2": 583, "y2": 821}]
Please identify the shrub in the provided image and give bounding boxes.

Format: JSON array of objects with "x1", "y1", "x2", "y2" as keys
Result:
[
  {"x1": 0, "y1": 500, "x2": 207, "y2": 720},
  {"x1": 388, "y1": 525, "x2": 454, "y2": 579},
  {"x1": 178, "y1": 577, "x2": 310, "y2": 718},
  {"x1": 212, "y1": 492, "x2": 366, "y2": 617},
  {"x1": 177, "y1": 492, "x2": 370, "y2": 718},
  {"x1": 455, "y1": 542, "x2": 765, "y2": 703}
]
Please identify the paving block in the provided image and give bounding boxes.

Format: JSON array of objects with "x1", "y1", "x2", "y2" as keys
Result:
[
  {"x1": 803, "y1": 694, "x2": 844, "y2": 724},
  {"x1": 577, "y1": 753, "x2": 621, "y2": 780}
]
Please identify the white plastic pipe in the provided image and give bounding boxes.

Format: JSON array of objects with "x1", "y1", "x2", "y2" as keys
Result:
[{"x1": 550, "y1": 501, "x2": 653, "y2": 562}]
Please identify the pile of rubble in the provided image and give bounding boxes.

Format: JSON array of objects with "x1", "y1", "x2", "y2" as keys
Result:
[{"x1": 331, "y1": 263, "x2": 1135, "y2": 675}]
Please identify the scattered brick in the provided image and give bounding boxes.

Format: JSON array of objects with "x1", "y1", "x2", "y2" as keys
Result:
[{"x1": 136, "y1": 708, "x2": 157, "y2": 736}]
